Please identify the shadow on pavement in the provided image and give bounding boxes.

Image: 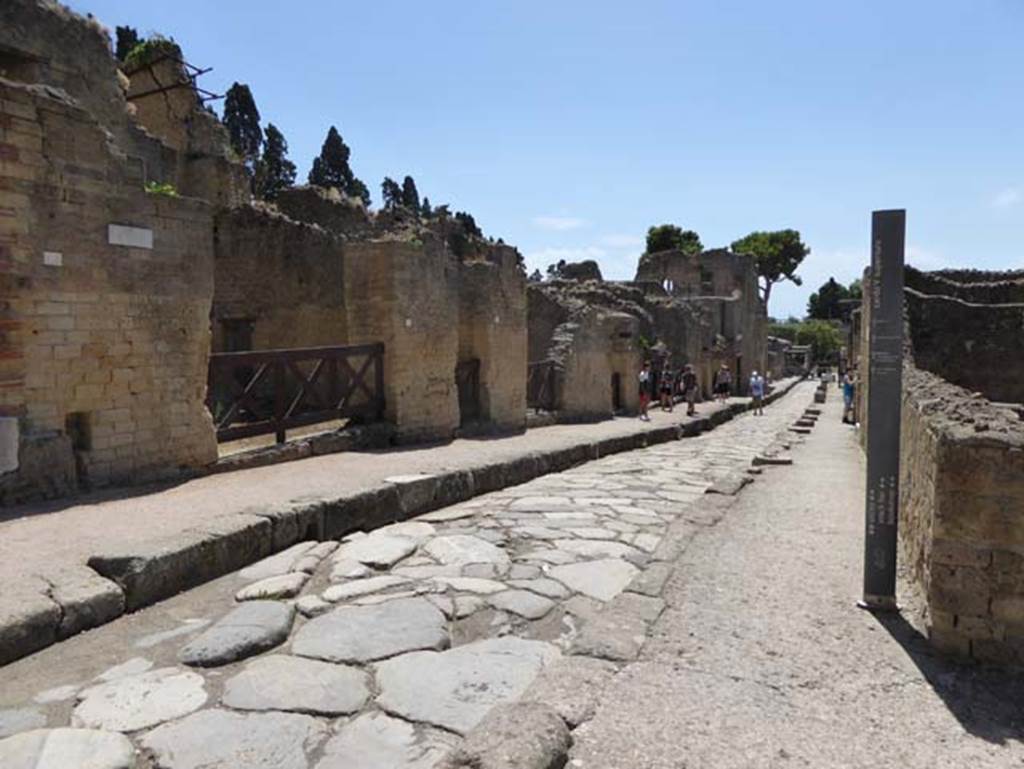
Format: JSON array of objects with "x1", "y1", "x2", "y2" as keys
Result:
[
  {"x1": 875, "y1": 610, "x2": 1024, "y2": 745},
  {"x1": 0, "y1": 477, "x2": 191, "y2": 523}
]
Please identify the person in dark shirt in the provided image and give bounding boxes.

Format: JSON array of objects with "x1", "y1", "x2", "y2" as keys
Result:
[
  {"x1": 681, "y1": 364, "x2": 699, "y2": 416},
  {"x1": 659, "y1": 364, "x2": 675, "y2": 412}
]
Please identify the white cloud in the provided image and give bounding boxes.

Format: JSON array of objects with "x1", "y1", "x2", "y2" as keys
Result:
[
  {"x1": 598, "y1": 233, "x2": 644, "y2": 249},
  {"x1": 991, "y1": 187, "x2": 1021, "y2": 209},
  {"x1": 532, "y1": 215, "x2": 587, "y2": 231}
]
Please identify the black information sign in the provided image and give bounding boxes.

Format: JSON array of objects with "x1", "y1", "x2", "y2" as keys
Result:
[{"x1": 862, "y1": 209, "x2": 905, "y2": 610}]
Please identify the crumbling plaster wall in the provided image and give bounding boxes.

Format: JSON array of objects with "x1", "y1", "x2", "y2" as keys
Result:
[{"x1": 0, "y1": 79, "x2": 216, "y2": 502}]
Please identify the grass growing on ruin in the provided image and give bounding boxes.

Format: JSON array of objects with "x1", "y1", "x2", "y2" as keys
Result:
[
  {"x1": 123, "y1": 36, "x2": 182, "y2": 72},
  {"x1": 144, "y1": 181, "x2": 179, "y2": 197}
]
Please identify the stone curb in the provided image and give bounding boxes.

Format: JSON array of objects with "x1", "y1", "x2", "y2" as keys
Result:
[{"x1": 0, "y1": 378, "x2": 802, "y2": 667}]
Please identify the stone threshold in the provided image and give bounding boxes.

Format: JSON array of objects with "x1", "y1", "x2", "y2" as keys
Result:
[{"x1": 0, "y1": 378, "x2": 801, "y2": 668}]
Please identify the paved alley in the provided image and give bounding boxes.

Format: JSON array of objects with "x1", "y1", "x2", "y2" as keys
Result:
[{"x1": 0, "y1": 386, "x2": 810, "y2": 767}]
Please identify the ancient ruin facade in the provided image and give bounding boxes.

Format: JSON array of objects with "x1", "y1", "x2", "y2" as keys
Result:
[
  {"x1": 634, "y1": 247, "x2": 767, "y2": 394},
  {"x1": 0, "y1": 1, "x2": 219, "y2": 502},
  {"x1": 858, "y1": 265, "x2": 1024, "y2": 664},
  {"x1": 214, "y1": 189, "x2": 528, "y2": 443},
  {"x1": 526, "y1": 246, "x2": 769, "y2": 420},
  {"x1": 527, "y1": 280, "x2": 642, "y2": 419},
  {"x1": 0, "y1": 1, "x2": 528, "y2": 503}
]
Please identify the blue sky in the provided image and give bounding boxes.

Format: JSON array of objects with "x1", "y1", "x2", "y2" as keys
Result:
[{"x1": 72, "y1": 0, "x2": 1022, "y2": 319}]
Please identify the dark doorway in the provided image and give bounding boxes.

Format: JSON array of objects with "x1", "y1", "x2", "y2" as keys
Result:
[
  {"x1": 221, "y1": 318, "x2": 254, "y2": 353},
  {"x1": 455, "y1": 359, "x2": 481, "y2": 426},
  {"x1": 735, "y1": 355, "x2": 743, "y2": 394},
  {"x1": 611, "y1": 372, "x2": 622, "y2": 411}
]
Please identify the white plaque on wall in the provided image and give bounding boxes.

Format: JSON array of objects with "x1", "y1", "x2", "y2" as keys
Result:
[
  {"x1": 43, "y1": 251, "x2": 63, "y2": 267},
  {"x1": 108, "y1": 224, "x2": 154, "y2": 250}
]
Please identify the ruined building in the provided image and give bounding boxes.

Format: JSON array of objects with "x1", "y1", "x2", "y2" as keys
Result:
[
  {"x1": 526, "y1": 247, "x2": 767, "y2": 420},
  {"x1": 213, "y1": 193, "x2": 527, "y2": 443},
  {"x1": 0, "y1": 0, "x2": 526, "y2": 504},
  {"x1": 634, "y1": 248, "x2": 767, "y2": 396},
  {"x1": 0, "y1": 3, "x2": 221, "y2": 500},
  {"x1": 857, "y1": 265, "x2": 1024, "y2": 665},
  {"x1": 527, "y1": 276, "x2": 644, "y2": 419}
]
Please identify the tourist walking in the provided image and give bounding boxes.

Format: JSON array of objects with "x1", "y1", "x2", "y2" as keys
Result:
[
  {"x1": 659, "y1": 363, "x2": 675, "y2": 412},
  {"x1": 638, "y1": 361, "x2": 653, "y2": 421},
  {"x1": 681, "y1": 364, "x2": 699, "y2": 416},
  {"x1": 842, "y1": 370, "x2": 856, "y2": 423},
  {"x1": 713, "y1": 363, "x2": 732, "y2": 402},
  {"x1": 749, "y1": 370, "x2": 765, "y2": 415}
]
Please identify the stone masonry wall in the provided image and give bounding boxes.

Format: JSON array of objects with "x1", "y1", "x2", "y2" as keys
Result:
[
  {"x1": 542, "y1": 309, "x2": 641, "y2": 419},
  {"x1": 212, "y1": 206, "x2": 347, "y2": 352},
  {"x1": 457, "y1": 247, "x2": 527, "y2": 431},
  {"x1": 0, "y1": 79, "x2": 216, "y2": 501},
  {"x1": 1, "y1": 0, "x2": 170, "y2": 182},
  {"x1": 634, "y1": 248, "x2": 765, "y2": 396},
  {"x1": 906, "y1": 288, "x2": 1024, "y2": 404},
  {"x1": 344, "y1": 237, "x2": 459, "y2": 442},
  {"x1": 900, "y1": 365, "x2": 1024, "y2": 665},
  {"x1": 125, "y1": 55, "x2": 249, "y2": 208},
  {"x1": 906, "y1": 266, "x2": 1024, "y2": 305}
]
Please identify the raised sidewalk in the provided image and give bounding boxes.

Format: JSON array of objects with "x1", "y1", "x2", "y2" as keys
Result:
[{"x1": 0, "y1": 379, "x2": 799, "y2": 665}]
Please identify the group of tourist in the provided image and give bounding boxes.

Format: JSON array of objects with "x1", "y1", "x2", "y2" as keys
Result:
[{"x1": 638, "y1": 361, "x2": 767, "y2": 420}]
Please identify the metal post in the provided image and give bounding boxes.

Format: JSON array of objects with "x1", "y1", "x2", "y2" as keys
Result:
[{"x1": 860, "y1": 209, "x2": 905, "y2": 610}]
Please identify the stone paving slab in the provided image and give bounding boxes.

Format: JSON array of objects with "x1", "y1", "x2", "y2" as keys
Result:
[
  {"x1": 316, "y1": 711, "x2": 457, "y2": 769},
  {"x1": 0, "y1": 727, "x2": 136, "y2": 769},
  {"x1": 179, "y1": 600, "x2": 295, "y2": 667},
  {"x1": 71, "y1": 667, "x2": 208, "y2": 732},
  {"x1": 0, "y1": 381, "x2": 813, "y2": 768},
  {"x1": 221, "y1": 654, "x2": 370, "y2": 716},
  {"x1": 0, "y1": 380, "x2": 799, "y2": 666},
  {"x1": 140, "y1": 709, "x2": 328, "y2": 769}
]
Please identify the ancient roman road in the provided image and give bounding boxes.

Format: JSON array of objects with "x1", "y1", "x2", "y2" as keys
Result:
[{"x1": 0, "y1": 385, "x2": 814, "y2": 768}]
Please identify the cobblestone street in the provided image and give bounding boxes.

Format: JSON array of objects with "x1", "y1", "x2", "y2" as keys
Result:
[{"x1": 0, "y1": 385, "x2": 812, "y2": 768}]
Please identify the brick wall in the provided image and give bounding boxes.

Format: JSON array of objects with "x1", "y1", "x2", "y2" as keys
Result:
[{"x1": 0, "y1": 80, "x2": 216, "y2": 501}]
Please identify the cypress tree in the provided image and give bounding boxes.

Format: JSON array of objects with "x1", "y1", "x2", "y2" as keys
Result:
[
  {"x1": 381, "y1": 177, "x2": 402, "y2": 209},
  {"x1": 348, "y1": 178, "x2": 371, "y2": 208},
  {"x1": 308, "y1": 126, "x2": 371, "y2": 206},
  {"x1": 455, "y1": 211, "x2": 482, "y2": 237},
  {"x1": 401, "y1": 176, "x2": 420, "y2": 210},
  {"x1": 222, "y1": 83, "x2": 263, "y2": 171},
  {"x1": 254, "y1": 123, "x2": 296, "y2": 200},
  {"x1": 420, "y1": 196, "x2": 433, "y2": 218}
]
